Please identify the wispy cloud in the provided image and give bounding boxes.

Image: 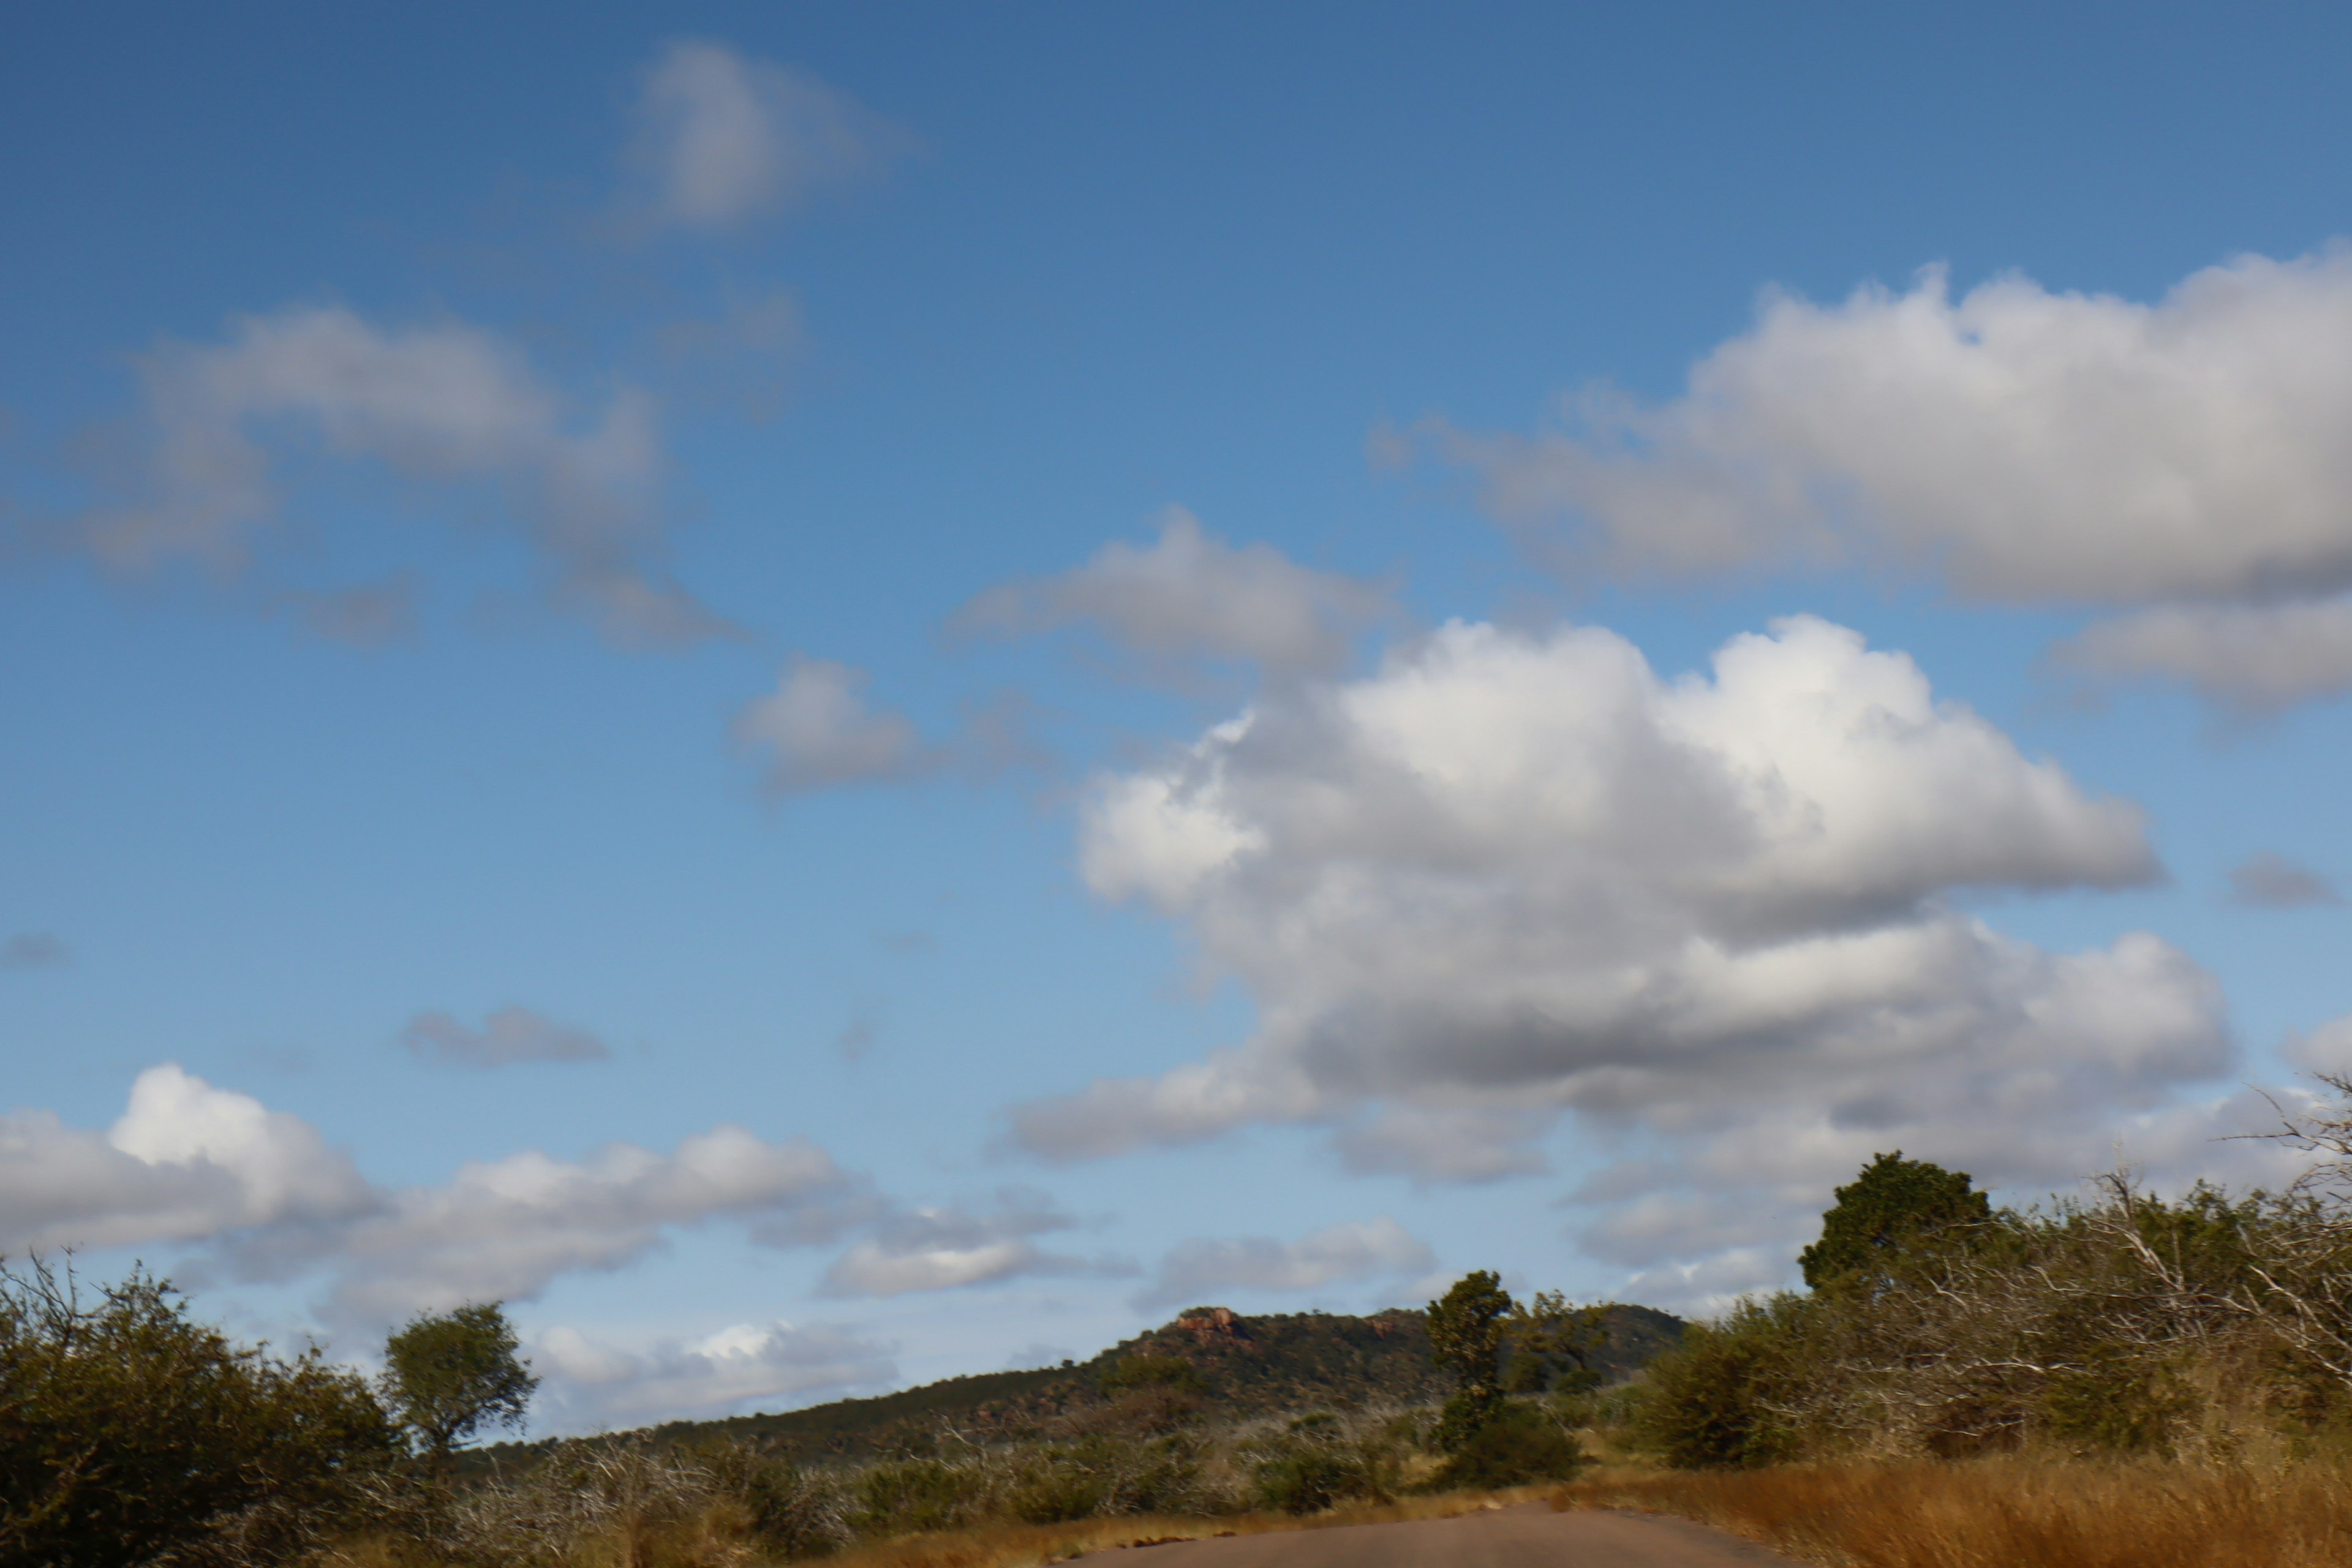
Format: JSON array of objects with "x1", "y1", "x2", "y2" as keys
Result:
[
  {"x1": 820, "y1": 1190, "x2": 1119, "y2": 1298},
  {"x1": 624, "y1": 40, "x2": 908, "y2": 232},
  {"x1": 2226, "y1": 851, "x2": 2343, "y2": 909},
  {"x1": 0, "y1": 931, "x2": 70, "y2": 971},
  {"x1": 400, "y1": 1006, "x2": 615, "y2": 1068},
  {"x1": 1131, "y1": 1218, "x2": 1433, "y2": 1311},
  {"x1": 63, "y1": 304, "x2": 730, "y2": 648},
  {"x1": 957, "y1": 507, "x2": 1398, "y2": 682}
]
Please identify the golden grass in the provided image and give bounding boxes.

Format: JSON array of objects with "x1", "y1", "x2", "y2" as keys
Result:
[{"x1": 1553, "y1": 1458, "x2": 2352, "y2": 1568}]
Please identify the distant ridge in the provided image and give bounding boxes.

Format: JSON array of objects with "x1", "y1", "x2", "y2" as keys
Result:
[{"x1": 594, "y1": 1302, "x2": 1683, "y2": 1463}]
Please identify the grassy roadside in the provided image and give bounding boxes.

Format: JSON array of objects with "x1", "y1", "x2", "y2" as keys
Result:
[{"x1": 1551, "y1": 1460, "x2": 2352, "y2": 1568}]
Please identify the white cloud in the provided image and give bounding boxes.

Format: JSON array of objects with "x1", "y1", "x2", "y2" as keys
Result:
[
  {"x1": 317, "y1": 1125, "x2": 863, "y2": 1322},
  {"x1": 2286, "y1": 1014, "x2": 2352, "y2": 1078},
  {"x1": 2224, "y1": 852, "x2": 2343, "y2": 910},
  {"x1": 958, "y1": 508, "x2": 1398, "y2": 679},
  {"x1": 1437, "y1": 247, "x2": 2352, "y2": 707},
  {"x1": 1013, "y1": 616, "x2": 2233, "y2": 1290},
  {"x1": 0, "y1": 1064, "x2": 373, "y2": 1254},
  {"x1": 401, "y1": 1006, "x2": 615, "y2": 1068},
  {"x1": 820, "y1": 1191, "x2": 1103, "y2": 1298},
  {"x1": 734, "y1": 657, "x2": 929, "y2": 793},
  {"x1": 74, "y1": 304, "x2": 726, "y2": 647},
  {"x1": 2, "y1": 1066, "x2": 867, "y2": 1325},
  {"x1": 626, "y1": 41, "x2": 902, "y2": 230},
  {"x1": 535, "y1": 1319, "x2": 894, "y2": 1428},
  {"x1": 1132, "y1": 1218, "x2": 1434, "y2": 1311}
]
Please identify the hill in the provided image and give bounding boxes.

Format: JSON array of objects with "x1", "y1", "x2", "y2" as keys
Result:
[{"x1": 619, "y1": 1302, "x2": 1683, "y2": 1464}]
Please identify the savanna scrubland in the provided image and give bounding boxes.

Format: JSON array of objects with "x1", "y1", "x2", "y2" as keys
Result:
[{"x1": 13, "y1": 1079, "x2": 2352, "y2": 1568}]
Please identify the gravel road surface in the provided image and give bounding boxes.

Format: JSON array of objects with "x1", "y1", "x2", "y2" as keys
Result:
[{"x1": 1080, "y1": 1505, "x2": 1797, "y2": 1567}]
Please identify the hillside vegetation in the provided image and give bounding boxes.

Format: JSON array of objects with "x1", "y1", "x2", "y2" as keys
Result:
[{"x1": 613, "y1": 1302, "x2": 1682, "y2": 1464}]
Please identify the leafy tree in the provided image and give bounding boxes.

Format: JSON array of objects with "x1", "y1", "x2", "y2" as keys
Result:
[
  {"x1": 1425, "y1": 1270, "x2": 1514, "y2": 1448},
  {"x1": 0, "y1": 1256, "x2": 398, "y2": 1568},
  {"x1": 380, "y1": 1302, "x2": 538, "y2": 1466},
  {"x1": 1504, "y1": 1289, "x2": 1611, "y2": 1395},
  {"x1": 1799, "y1": 1150, "x2": 1993, "y2": 1291}
]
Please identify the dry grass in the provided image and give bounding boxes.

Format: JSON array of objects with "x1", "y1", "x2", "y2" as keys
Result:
[{"x1": 1553, "y1": 1459, "x2": 2352, "y2": 1568}]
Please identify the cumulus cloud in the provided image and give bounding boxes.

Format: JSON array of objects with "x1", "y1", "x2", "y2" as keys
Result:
[
  {"x1": 820, "y1": 1191, "x2": 1107, "y2": 1298},
  {"x1": 734, "y1": 657, "x2": 929, "y2": 793},
  {"x1": 535, "y1": 1319, "x2": 894, "y2": 1428},
  {"x1": 70, "y1": 304, "x2": 726, "y2": 647},
  {"x1": 625, "y1": 41, "x2": 904, "y2": 230},
  {"x1": 1434, "y1": 247, "x2": 2352, "y2": 707},
  {"x1": 957, "y1": 508, "x2": 1399, "y2": 679},
  {"x1": 401, "y1": 1006, "x2": 615, "y2": 1068},
  {"x1": 1013, "y1": 615, "x2": 2233, "y2": 1289},
  {"x1": 0, "y1": 1064, "x2": 372, "y2": 1254},
  {"x1": 0, "y1": 931, "x2": 70, "y2": 970},
  {"x1": 2225, "y1": 852, "x2": 2343, "y2": 910},
  {"x1": 2, "y1": 1065, "x2": 868, "y2": 1325},
  {"x1": 1131, "y1": 1218, "x2": 1434, "y2": 1311}
]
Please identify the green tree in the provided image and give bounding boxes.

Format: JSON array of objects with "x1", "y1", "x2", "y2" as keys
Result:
[
  {"x1": 1798, "y1": 1151, "x2": 1993, "y2": 1291},
  {"x1": 1425, "y1": 1270, "x2": 1515, "y2": 1449},
  {"x1": 1504, "y1": 1289, "x2": 1611, "y2": 1395},
  {"x1": 380, "y1": 1302, "x2": 538, "y2": 1466},
  {"x1": 0, "y1": 1256, "x2": 398, "y2": 1568}
]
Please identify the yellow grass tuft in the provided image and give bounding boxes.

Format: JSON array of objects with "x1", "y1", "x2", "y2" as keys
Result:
[{"x1": 1553, "y1": 1459, "x2": 2352, "y2": 1568}]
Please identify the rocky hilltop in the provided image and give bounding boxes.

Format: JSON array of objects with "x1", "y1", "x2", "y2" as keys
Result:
[{"x1": 619, "y1": 1302, "x2": 1683, "y2": 1464}]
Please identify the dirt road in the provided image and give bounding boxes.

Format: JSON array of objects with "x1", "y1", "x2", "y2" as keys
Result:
[{"x1": 1081, "y1": 1504, "x2": 1796, "y2": 1567}]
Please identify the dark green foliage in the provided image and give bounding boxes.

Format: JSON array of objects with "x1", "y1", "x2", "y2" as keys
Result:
[
  {"x1": 1427, "y1": 1402, "x2": 1585, "y2": 1489},
  {"x1": 1504, "y1": 1289, "x2": 1613, "y2": 1395},
  {"x1": 1425, "y1": 1272, "x2": 1515, "y2": 1449},
  {"x1": 1637, "y1": 1298, "x2": 1804, "y2": 1470},
  {"x1": 382, "y1": 1301, "x2": 538, "y2": 1463},
  {"x1": 0, "y1": 1257, "x2": 399, "y2": 1568},
  {"x1": 1248, "y1": 1417, "x2": 1404, "y2": 1514},
  {"x1": 853, "y1": 1457, "x2": 987, "y2": 1533},
  {"x1": 695, "y1": 1442, "x2": 854, "y2": 1556},
  {"x1": 1101, "y1": 1354, "x2": 1208, "y2": 1396},
  {"x1": 1799, "y1": 1150, "x2": 1993, "y2": 1291}
]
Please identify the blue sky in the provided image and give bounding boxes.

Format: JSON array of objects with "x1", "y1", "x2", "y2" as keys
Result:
[{"x1": 7, "y1": 1, "x2": 2352, "y2": 1431}]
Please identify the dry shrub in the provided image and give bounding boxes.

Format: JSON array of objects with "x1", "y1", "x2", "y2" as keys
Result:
[{"x1": 1555, "y1": 1459, "x2": 2352, "y2": 1568}]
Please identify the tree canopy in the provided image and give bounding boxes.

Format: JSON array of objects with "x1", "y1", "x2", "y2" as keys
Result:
[
  {"x1": 380, "y1": 1301, "x2": 538, "y2": 1464},
  {"x1": 1798, "y1": 1150, "x2": 1994, "y2": 1291},
  {"x1": 1425, "y1": 1270, "x2": 1515, "y2": 1447}
]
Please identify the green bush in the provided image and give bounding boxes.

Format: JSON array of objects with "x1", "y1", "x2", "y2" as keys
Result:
[
  {"x1": 1253, "y1": 1445, "x2": 1367, "y2": 1515},
  {"x1": 1636, "y1": 1298, "x2": 1803, "y2": 1470},
  {"x1": 0, "y1": 1258, "x2": 400, "y2": 1567},
  {"x1": 1425, "y1": 1402, "x2": 1583, "y2": 1490},
  {"x1": 851, "y1": 1456, "x2": 987, "y2": 1534}
]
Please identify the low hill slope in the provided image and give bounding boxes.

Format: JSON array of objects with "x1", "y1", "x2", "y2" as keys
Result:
[{"x1": 628, "y1": 1302, "x2": 1681, "y2": 1463}]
